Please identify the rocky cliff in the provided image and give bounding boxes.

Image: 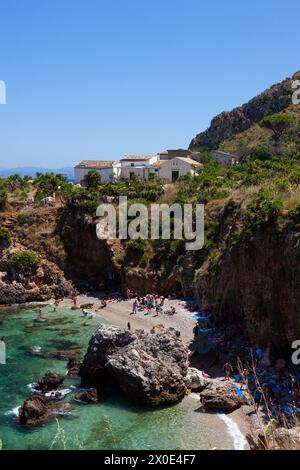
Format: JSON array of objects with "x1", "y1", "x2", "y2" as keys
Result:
[
  {"x1": 194, "y1": 222, "x2": 300, "y2": 354},
  {"x1": 189, "y1": 71, "x2": 300, "y2": 150}
]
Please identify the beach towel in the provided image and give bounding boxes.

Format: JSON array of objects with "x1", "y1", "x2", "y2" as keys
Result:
[{"x1": 235, "y1": 387, "x2": 245, "y2": 398}]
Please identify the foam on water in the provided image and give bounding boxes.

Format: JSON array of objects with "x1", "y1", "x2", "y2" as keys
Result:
[
  {"x1": 217, "y1": 413, "x2": 246, "y2": 450},
  {"x1": 44, "y1": 388, "x2": 72, "y2": 399},
  {"x1": 5, "y1": 406, "x2": 21, "y2": 417}
]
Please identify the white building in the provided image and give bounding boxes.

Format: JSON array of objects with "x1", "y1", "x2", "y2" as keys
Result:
[
  {"x1": 211, "y1": 150, "x2": 239, "y2": 167},
  {"x1": 117, "y1": 154, "x2": 160, "y2": 180},
  {"x1": 74, "y1": 160, "x2": 115, "y2": 183},
  {"x1": 159, "y1": 156, "x2": 203, "y2": 182},
  {"x1": 74, "y1": 149, "x2": 203, "y2": 184},
  {"x1": 159, "y1": 149, "x2": 193, "y2": 161}
]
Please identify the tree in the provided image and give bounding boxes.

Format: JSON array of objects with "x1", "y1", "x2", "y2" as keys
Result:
[
  {"x1": 260, "y1": 115, "x2": 295, "y2": 154},
  {"x1": 83, "y1": 170, "x2": 102, "y2": 190},
  {"x1": 9, "y1": 250, "x2": 40, "y2": 272}
]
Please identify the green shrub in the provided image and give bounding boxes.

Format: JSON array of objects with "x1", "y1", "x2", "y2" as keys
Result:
[
  {"x1": 290, "y1": 169, "x2": 300, "y2": 185},
  {"x1": 170, "y1": 239, "x2": 185, "y2": 254},
  {"x1": 289, "y1": 204, "x2": 300, "y2": 226},
  {"x1": 16, "y1": 214, "x2": 29, "y2": 225},
  {"x1": 125, "y1": 238, "x2": 147, "y2": 254},
  {"x1": 0, "y1": 226, "x2": 11, "y2": 246},
  {"x1": 250, "y1": 143, "x2": 272, "y2": 161},
  {"x1": 243, "y1": 190, "x2": 283, "y2": 238},
  {"x1": 0, "y1": 188, "x2": 7, "y2": 211},
  {"x1": 9, "y1": 251, "x2": 40, "y2": 271}
]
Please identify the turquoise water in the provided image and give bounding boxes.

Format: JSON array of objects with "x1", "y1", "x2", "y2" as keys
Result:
[{"x1": 0, "y1": 306, "x2": 234, "y2": 450}]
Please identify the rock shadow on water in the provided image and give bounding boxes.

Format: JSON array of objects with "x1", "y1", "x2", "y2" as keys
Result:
[{"x1": 60, "y1": 329, "x2": 80, "y2": 337}]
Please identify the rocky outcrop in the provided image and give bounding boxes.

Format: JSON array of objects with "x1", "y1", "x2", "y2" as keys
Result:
[
  {"x1": 80, "y1": 325, "x2": 189, "y2": 406},
  {"x1": 34, "y1": 371, "x2": 65, "y2": 392},
  {"x1": 18, "y1": 395, "x2": 74, "y2": 426},
  {"x1": 74, "y1": 388, "x2": 100, "y2": 404},
  {"x1": 200, "y1": 379, "x2": 247, "y2": 412},
  {"x1": 195, "y1": 225, "x2": 300, "y2": 353},
  {"x1": 189, "y1": 71, "x2": 300, "y2": 150},
  {"x1": 59, "y1": 207, "x2": 120, "y2": 289},
  {"x1": 0, "y1": 261, "x2": 73, "y2": 305}
]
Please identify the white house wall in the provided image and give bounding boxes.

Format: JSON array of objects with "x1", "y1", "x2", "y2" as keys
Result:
[
  {"x1": 74, "y1": 167, "x2": 114, "y2": 183},
  {"x1": 159, "y1": 159, "x2": 196, "y2": 181}
]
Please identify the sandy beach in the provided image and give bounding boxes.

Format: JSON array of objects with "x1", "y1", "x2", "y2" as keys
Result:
[{"x1": 49, "y1": 294, "x2": 196, "y2": 345}]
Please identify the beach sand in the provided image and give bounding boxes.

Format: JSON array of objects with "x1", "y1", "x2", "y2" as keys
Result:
[{"x1": 50, "y1": 294, "x2": 196, "y2": 345}]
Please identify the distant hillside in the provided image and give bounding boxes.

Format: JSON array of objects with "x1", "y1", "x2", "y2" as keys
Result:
[
  {"x1": 189, "y1": 71, "x2": 300, "y2": 151},
  {"x1": 0, "y1": 166, "x2": 74, "y2": 179}
]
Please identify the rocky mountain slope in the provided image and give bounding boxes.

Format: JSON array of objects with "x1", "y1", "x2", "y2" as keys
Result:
[{"x1": 189, "y1": 71, "x2": 300, "y2": 151}]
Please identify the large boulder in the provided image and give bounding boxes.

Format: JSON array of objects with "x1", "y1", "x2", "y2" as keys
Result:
[
  {"x1": 186, "y1": 368, "x2": 210, "y2": 392},
  {"x1": 34, "y1": 371, "x2": 65, "y2": 392},
  {"x1": 19, "y1": 395, "x2": 74, "y2": 426},
  {"x1": 200, "y1": 379, "x2": 247, "y2": 413},
  {"x1": 80, "y1": 325, "x2": 189, "y2": 406}
]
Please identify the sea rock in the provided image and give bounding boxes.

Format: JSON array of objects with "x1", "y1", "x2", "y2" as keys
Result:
[
  {"x1": 80, "y1": 324, "x2": 189, "y2": 406},
  {"x1": 74, "y1": 388, "x2": 99, "y2": 404},
  {"x1": 18, "y1": 395, "x2": 74, "y2": 426},
  {"x1": 67, "y1": 356, "x2": 81, "y2": 377},
  {"x1": 200, "y1": 379, "x2": 247, "y2": 413},
  {"x1": 35, "y1": 371, "x2": 65, "y2": 392},
  {"x1": 27, "y1": 346, "x2": 80, "y2": 361},
  {"x1": 186, "y1": 367, "x2": 210, "y2": 392}
]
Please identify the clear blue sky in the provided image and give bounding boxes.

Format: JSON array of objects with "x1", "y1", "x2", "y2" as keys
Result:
[{"x1": 0, "y1": 0, "x2": 299, "y2": 168}]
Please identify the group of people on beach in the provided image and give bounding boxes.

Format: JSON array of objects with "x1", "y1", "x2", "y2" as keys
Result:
[{"x1": 131, "y1": 294, "x2": 176, "y2": 316}]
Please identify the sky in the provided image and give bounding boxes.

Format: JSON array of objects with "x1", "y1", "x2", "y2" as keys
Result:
[{"x1": 0, "y1": 0, "x2": 299, "y2": 168}]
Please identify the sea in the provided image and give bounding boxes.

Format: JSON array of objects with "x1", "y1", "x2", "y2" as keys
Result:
[{"x1": 0, "y1": 305, "x2": 243, "y2": 450}]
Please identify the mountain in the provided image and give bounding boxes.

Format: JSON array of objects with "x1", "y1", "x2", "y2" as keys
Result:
[
  {"x1": 189, "y1": 71, "x2": 300, "y2": 151},
  {"x1": 0, "y1": 166, "x2": 74, "y2": 179}
]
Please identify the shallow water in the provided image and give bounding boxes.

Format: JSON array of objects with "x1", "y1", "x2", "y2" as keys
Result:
[{"x1": 0, "y1": 306, "x2": 234, "y2": 450}]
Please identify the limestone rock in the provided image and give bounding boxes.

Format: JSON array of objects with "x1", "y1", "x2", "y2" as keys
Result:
[
  {"x1": 35, "y1": 371, "x2": 65, "y2": 392},
  {"x1": 200, "y1": 379, "x2": 247, "y2": 412},
  {"x1": 18, "y1": 395, "x2": 74, "y2": 426},
  {"x1": 80, "y1": 324, "x2": 189, "y2": 406}
]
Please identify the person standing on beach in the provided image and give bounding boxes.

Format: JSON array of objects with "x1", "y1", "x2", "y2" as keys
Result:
[
  {"x1": 223, "y1": 362, "x2": 233, "y2": 381},
  {"x1": 72, "y1": 290, "x2": 77, "y2": 308},
  {"x1": 131, "y1": 299, "x2": 138, "y2": 315},
  {"x1": 127, "y1": 322, "x2": 131, "y2": 331}
]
